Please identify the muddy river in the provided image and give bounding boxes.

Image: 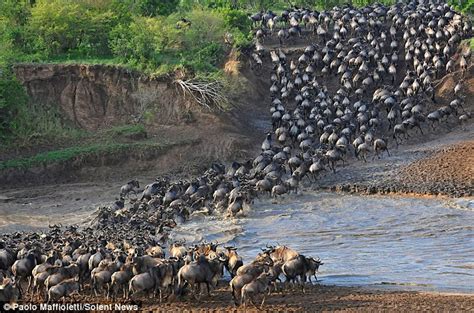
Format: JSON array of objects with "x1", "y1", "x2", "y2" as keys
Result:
[
  {"x1": 171, "y1": 192, "x2": 474, "y2": 293},
  {"x1": 1, "y1": 191, "x2": 473, "y2": 293}
]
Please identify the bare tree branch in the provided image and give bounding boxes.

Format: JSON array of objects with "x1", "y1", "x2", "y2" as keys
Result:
[{"x1": 173, "y1": 78, "x2": 229, "y2": 111}]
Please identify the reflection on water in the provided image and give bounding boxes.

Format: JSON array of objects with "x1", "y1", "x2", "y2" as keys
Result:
[{"x1": 171, "y1": 192, "x2": 474, "y2": 293}]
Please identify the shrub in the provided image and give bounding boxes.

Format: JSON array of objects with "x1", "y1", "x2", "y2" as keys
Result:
[
  {"x1": 110, "y1": 9, "x2": 229, "y2": 74},
  {"x1": 136, "y1": 0, "x2": 180, "y2": 16},
  {"x1": 28, "y1": 0, "x2": 118, "y2": 57},
  {"x1": 110, "y1": 16, "x2": 170, "y2": 70},
  {"x1": 0, "y1": 71, "x2": 28, "y2": 141}
]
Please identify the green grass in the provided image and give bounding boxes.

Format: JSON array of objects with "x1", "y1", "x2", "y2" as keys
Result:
[
  {"x1": 104, "y1": 124, "x2": 147, "y2": 138},
  {"x1": 0, "y1": 139, "x2": 196, "y2": 171},
  {"x1": 14, "y1": 53, "x2": 132, "y2": 69}
]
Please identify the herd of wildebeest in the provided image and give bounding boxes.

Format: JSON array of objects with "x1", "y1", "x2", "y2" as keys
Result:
[{"x1": 1, "y1": 0, "x2": 472, "y2": 308}]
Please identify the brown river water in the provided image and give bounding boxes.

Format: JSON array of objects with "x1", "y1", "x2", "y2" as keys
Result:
[
  {"x1": 1, "y1": 191, "x2": 473, "y2": 293},
  {"x1": 171, "y1": 192, "x2": 474, "y2": 293}
]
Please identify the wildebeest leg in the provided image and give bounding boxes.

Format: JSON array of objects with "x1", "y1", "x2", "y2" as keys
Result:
[
  {"x1": 27, "y1": 276, "x2": 33, "y2": 294},
  {"x1": 193, "y1": 283, "x2": 201, "y2": 300},
  {"x1": 206, "y1": 282, "x2": 211, "y2": 297},
  {"x1": 17, "y1": 277, "x2": 23, "y2": 296},
  {"x1": 301, "y1": 275, "x2": 306, "y2": 294},
  {"x1": 260, "y1": 294, "x2": 266, "y2": 308},
  {"x1": 231, "y1": 285, "x2": 239, "y2": 305},
  {"x1": 250, "y1": 295, "x2": 258, "y2": 308},
  {"x1": 417, "y1": 124, "x2": 424, "y2": 134},
  {"x1": 385, "y1": 147, "x2": 390, "y2": 157}
]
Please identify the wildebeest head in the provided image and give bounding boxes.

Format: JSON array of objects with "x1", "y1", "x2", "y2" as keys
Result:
[{"x1": 306, "y1": 256, "x2": 324, "y2": 272}]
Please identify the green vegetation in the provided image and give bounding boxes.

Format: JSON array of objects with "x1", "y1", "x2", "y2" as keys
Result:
[
  {"x1": 0, "y1": 0, "x2": 254, "y2": 74},
  {"x1": 105, "y1": 124, "x2": 147, "y2": 138},
  {"x1": 450, "y1": 0, "x2": 473, "y2": 15},
  {"x1": 0, "y1": 68, "x2": 85, "y2": 144},
  {"x1": 0, "y1": 0, "x2": 471, "y2": 145},
  {"x1": 0, "y1": 139, "x2": 195, "y2": 170}
]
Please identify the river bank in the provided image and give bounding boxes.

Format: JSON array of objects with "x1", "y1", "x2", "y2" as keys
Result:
[
  {"x1": 21, "y1": 284, "x2": 472, "y2": 312},
  {"x1": 317, "y1": 121, "x2": 474, "y2": 198},
  {"x1": 146, "y1": 285, "x2": 474, "y2": 312}
]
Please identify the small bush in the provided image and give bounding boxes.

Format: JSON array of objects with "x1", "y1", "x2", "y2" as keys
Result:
[
  {"x1": 110, "y1": 16, "x2": 167, "y2": 70},
  {"x1": 0, "y1": 72, "x2": 29, "y2": 141},
  {"x1": 28, "y1": 0, "x2": 118, "y2": 57},
  {"x1": 135, "y1": 0, "x2": 180, "y2": 17}
]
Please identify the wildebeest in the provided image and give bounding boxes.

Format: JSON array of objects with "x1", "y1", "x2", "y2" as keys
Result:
[
  {"x1": 241, "y1": 272, "x2": 272, "y2": 308},
  {"x1": 120, "y1": 180, "x2": 140, "y2": 198},
  {"x1": 177, "y1": 255, "x2": 225, "y2": 299},
  {"x1": 47, "y1": 278, "x2": 80, "y2": 303}
]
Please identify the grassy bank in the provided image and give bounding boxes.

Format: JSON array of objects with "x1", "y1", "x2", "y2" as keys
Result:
[
  {"x1": 0, "y1": 138, "x2": 197, "y2": 171},
  {"x1": 0, "y1": 122, "x2": 189, "y2": 170}
]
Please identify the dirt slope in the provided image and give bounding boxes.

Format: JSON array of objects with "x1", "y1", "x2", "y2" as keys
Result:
[{"x1": 1, "y1": 62, "x2": 269, "y2": 187}]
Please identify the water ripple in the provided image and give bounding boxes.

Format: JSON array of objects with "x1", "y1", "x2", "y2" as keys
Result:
[{"x1": 172, "y1": 191, "x2": 474, "y2": 293}]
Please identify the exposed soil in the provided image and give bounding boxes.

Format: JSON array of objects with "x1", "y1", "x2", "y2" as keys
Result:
[
  {"x1": 316, "y1": 116, "x2": 474, "y2": 197},
  {"x1": 1, "y1": 61, "x2": 269, "y2": 187},
  {"x1": 396, "y1": 141, "x2": 473, "y2": 196},
  {"x1": 147, "y1": 285, "x2": 474, "y2": 312},
  {"x1": 20, "y1": 284, "x2": 474, "y2": 312}
]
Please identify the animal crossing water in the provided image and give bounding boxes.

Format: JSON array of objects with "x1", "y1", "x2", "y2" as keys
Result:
[{"x1": 171, "y1": 192, "x2": 474, "y2": 293}]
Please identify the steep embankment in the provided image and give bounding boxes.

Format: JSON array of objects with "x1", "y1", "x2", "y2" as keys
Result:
[{"x1": 0, "y1": 63, "x2": 268, "y2": 187}]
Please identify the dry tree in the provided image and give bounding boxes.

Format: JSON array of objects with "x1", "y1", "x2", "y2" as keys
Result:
[{"x1": 173, "y1": 78, "x2": 229, "y2": 111}]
